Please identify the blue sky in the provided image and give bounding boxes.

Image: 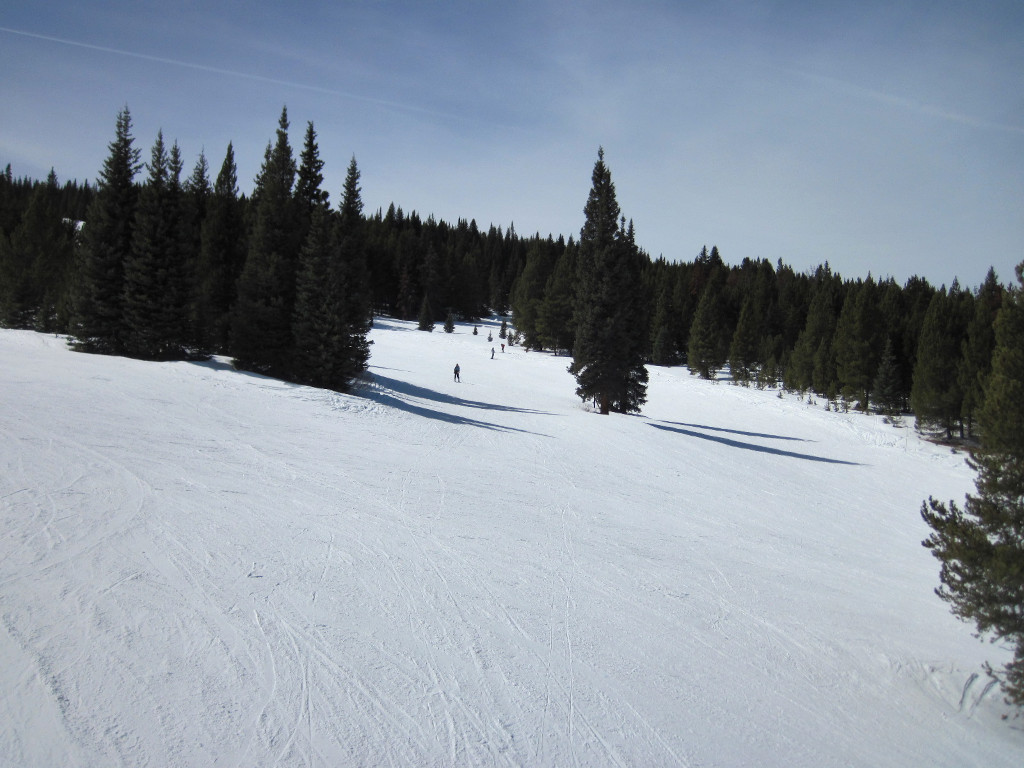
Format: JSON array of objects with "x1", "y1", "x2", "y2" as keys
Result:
[{"x1": 2, "y1": 0, "x2": 1021, "y2": 287}]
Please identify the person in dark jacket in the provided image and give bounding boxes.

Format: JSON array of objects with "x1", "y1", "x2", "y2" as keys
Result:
[{"x1": 454, "y1": 363, "x2": 461, "y2": 382}]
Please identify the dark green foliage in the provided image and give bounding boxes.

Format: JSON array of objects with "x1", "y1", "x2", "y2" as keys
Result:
[
  {"x1": 194, "y1": 143, "x2": 245, "y2": 353},
  {"x1": 833, "y1": 277, "x2": 881, "y2": 410},
  {"x1": 536, "y1": 239, "x2": 577, "y2": 354},
  {"x1": 688, "y1": 281, "x2": 723, "y2": 379},
  {"x1": 0, "y1": 171, "x2": 76, "y2": 331},
  {"x1": 9, "y1": 107, "x2": 1010, "y2": 424},
  {"x1": 728, "y1": 295, "x2": 760, "y2": 385},
  {"x1": 510, "y1": 239, "x2": 560, "y2": 349},
  {"x1": 921, "y1": 262, "x2": 1024, "y2": 705},
  {"x1": 786, "y1": 266, "x2": 840, "y2": 394},
  {"x1": 232, "y1": 107, "x2": 299, "y2": 375},
  {"x1": 417, "y1": 294, "x2": 434, "y2": 331},
  {"x1": 959, "y1": 268, "x2": 1003, "y2": 438},
  {"x1": 72, "y1": 107, "x2": 142, "y2": 353},
  {"x1": 291, "y1": 154, "x2": 371, "y2": 391},
  {"x1": 569, "y1": 149, "x2": 649, "y2": 414},
  {"x1": 443, "y1": 310, "x2": 455, "y2": 333},
  {"x1": 122, "y1": 133, "x2": 191, "y2": 360},
  {"x1": 912, "y1": 286, "x2": 967, "y2": 439},
  {"x1": 871, "y1": 337, "x2": 903, "y2": 416}
]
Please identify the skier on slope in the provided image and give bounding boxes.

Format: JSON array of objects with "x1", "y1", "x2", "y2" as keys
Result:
[{"x1": 454, "y1": 363, "x2": 461, "y2": 382}]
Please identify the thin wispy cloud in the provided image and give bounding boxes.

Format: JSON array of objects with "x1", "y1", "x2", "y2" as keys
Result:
[
  {"x1": 0, "y1": 26, "x2": 462, "y2": 123},
  {"x1": 791, "y1": 67, "x2": 1024, "y2": 136}
]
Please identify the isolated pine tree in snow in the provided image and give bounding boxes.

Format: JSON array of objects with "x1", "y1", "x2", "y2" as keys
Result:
[
  {"x1": 444, "y1": 310, "x2": 455, "y2": 333},
  {"x1": 569, "y1": 148, "x2": 648, "y2": 414},
  {"x1": 921, "y1": 262, "x2": 1024, "y2": 705}
]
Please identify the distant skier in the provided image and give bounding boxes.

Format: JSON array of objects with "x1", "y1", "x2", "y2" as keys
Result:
[
  {"x1": 491, "y1": 347, "x2": 495, "y2": 359},
  {"x1": 454, "y1": 363, "x2": 461, "y2": 382},
  {"x1": 501, "y1": 343, "x2": 505, "y2": 353}
]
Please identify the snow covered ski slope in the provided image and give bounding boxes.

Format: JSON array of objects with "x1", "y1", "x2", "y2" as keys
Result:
[{"x1": 1, "y1": 321, "x2": 1022, "y2": 766}]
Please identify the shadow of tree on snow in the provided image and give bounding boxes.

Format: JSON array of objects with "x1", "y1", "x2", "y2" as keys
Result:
[
  {"x1": 362, "y1": 373, "x2": 552, "y2": 435},
  {"x1": 649, "y1": 422, "x2": 861, "y2": 466},
  {"x1": 660, "y1": 421, "x2": 809, "y2": 443}
]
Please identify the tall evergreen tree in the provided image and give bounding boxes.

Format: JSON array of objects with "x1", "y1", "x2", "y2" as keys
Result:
[
  {"x1": 291, "y1": 156, "x2": 371, "y2": 391},
  {"x1": 921, "y1": 262, "x2": 1024, "y2": 705},
  {"x1": 123, "y1": 132, "x2": 190, "y2": 359},
  {"x1": 959, "y1": 267, "x2": 1003, "y2": 438},
  {"x1": 688, "y1": 280, "x2": 724, "y2": 380},
  {"x1": 728, "y1": 294, "x2": 760, "y2": 385},
  {"x1": 787, "y1": 266, "x2": 839, "y2": 394},
  {"x1": 536, "y1": 239, "x2": 577, "y2": 354},
  {"x1": 195, "y1": 143, "x2": 245, "y2": 353},
  {"x1": 72, "y1": 106, "x2": 142, "y2": 353},
  {"x1": 232, "y1": 107, "x2": 298, "y2": 375},
  {"x1": 336, "y1": 156, "x2": 372, "y2": 354},
  {"x1": 834, "y1": 277, "x2": 881, "y2": 410},
  {"x1": 911, "y1": 286, "x2": 966, "y2": 439},
  {"x1": 871, "y1": 337, "x2": 903, "y2": 417},
  {"x1": 568, "y1": 149, "x2": 648, "y2": 414}
]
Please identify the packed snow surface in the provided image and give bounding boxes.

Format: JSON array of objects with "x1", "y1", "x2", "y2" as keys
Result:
[{"x1": 1, "y1": 320, "x2": 1022, "y2": 767}]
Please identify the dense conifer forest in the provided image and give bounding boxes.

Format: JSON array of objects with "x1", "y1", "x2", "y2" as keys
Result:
[{"x1": 0, "y1": 106, "x2": 1014, "y2": 430}]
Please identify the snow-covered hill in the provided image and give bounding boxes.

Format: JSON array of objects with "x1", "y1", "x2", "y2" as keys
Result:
[{"x1": 2, "y1": 321, "x2": 1021, "y2": 767}]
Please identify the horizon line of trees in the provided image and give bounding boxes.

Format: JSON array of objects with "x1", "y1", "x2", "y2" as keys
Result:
[{"x1": 0, "y1": 105, "x2": 1015, "y2": 433}]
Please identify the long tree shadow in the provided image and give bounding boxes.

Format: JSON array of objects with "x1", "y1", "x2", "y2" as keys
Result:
[
  {"x1": 369, "y1": 373, "x2": 554, "y2": 416},
  {"x1": 649, "y1": 422, "x2": 861, "y2": 465},
  {"x1": 661, "y1": 421, "x2": 809, "y2": 443},
  {"x1": 361, "y1": 374, "x2": 551, "y2": 436}
]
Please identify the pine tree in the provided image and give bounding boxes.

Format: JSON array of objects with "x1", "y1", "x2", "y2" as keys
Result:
[
  {"x1": 123, "y1": 133, "x2": 190, "y2": 359},
  {"x1": 72, "y1": 106, "x2": 142, "y2": 353},
  {"x1": 911, "y1": 286, "x2": 965, "y2": 439},
  {"x1": 290, "y1": 158, "x2": 370, "y2": 392},
  {"x1": 232, "y1": 107, "x2": 298, "y2": 375},
  {"x1": 292, "y1": 203, "x2": 345, "y2": 387},
  {"x1": 336, "y1": 156, "x2": 372, "y2": 368},
  {"x1": 921, "y1": 262, "x2": 1024, "y2": 705},
  {"x1": 569, "y1": 149, "x2": 649, "y2": 414},
  {"x1": 195, "y1": 143, "x2": 245, "y2": 353},
  {"x1": 444, "y1": 309, "x2": 455, "y2": 333},
  {"x1": 959, "y1": 267, "x2": 1003, "y2": 438},
  {"x1": 687, "y1": 281, "x2": 722, "y2": 380},
  {"x1": 871, "y1": 337, "x2": 903, "y2": 417},
  {"x1": 728, "y1": 294, "x2": 760, "y2": 385},
  {"x1": 787, "y1": 267, "x2": 839, "y2": 394},
  {"x1": 537, "y1": 239, "x2": 577, "y2": 354},
  {"x1": 295, "y1": 121, "x2": 328, "y2": 239},
  {"x1": 834, "y1": 277, "x2": 881, "y2": 410},
  {"x1": 417, "y1": 294, "x2": 435, "y2": 331}
]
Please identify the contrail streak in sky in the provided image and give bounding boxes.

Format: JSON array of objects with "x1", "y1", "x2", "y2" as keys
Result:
[{"x1": 0, "y1": 25, "x2": 455, "y2": 121}]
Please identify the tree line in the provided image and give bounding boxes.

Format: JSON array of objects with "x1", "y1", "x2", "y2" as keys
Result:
[{"x1": 0, "y1": 105, "x2": 1014, "y2": 426}]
